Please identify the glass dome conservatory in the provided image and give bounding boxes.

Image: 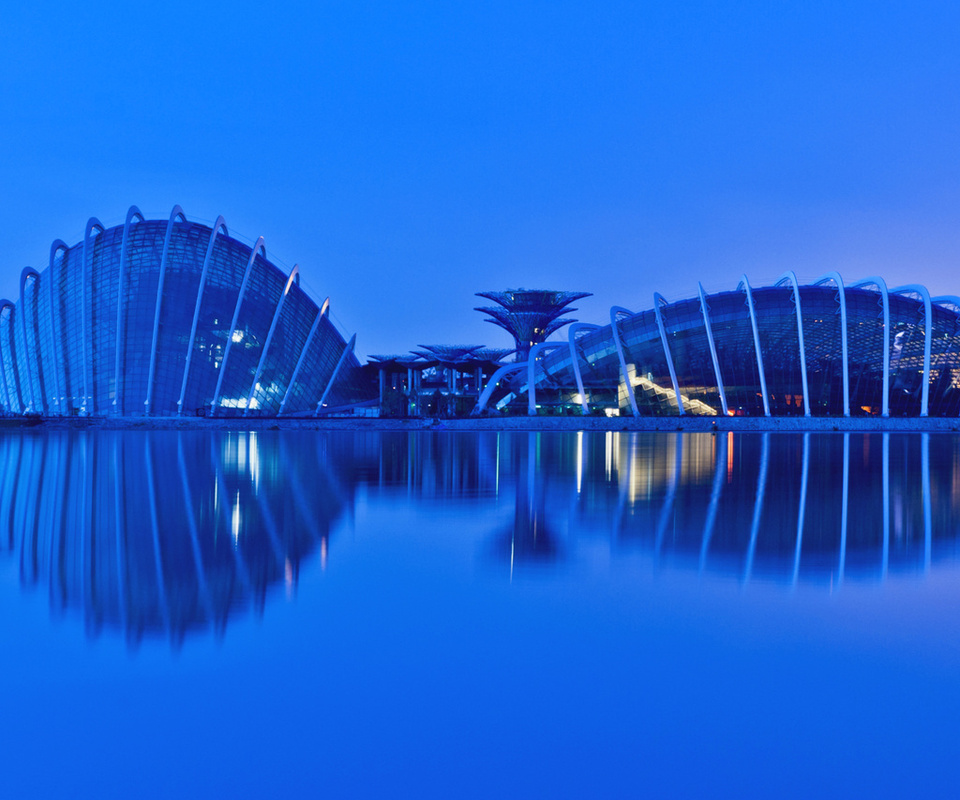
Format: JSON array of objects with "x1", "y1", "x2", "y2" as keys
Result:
[
  {"x1": 0, "y1": 205, "x2": 366, "y2": 416},
  {"x1": 479, "y1": 274, "x2": 960, "y2": 418}
]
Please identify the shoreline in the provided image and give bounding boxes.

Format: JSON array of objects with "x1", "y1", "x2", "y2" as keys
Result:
[{"x1": 3, "y1": 415, "x2": 960, "y2": 433}]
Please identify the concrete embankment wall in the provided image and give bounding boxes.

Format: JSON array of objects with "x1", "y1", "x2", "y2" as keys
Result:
[{"x1": 3, "y1": 414, "x2": 960, "y2": 433}]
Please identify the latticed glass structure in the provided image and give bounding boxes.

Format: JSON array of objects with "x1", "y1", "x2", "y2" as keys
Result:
[
  {"x1": 0, "y1": 205, "x2": 368, "y2": 416},
  {"x1": 480, "y1": 274, "x2": 960, "y2": 417}
]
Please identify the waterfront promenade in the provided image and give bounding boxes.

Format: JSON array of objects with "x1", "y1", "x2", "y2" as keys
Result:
[{"x1": 4, "y1": 414, "x2": 960, "y2": 433}]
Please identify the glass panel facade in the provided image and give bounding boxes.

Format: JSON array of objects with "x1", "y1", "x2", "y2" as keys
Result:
[
  {"x1": 285, "y1": 315, "x2": 349, "y2": 413},
  {"x1": 249, "y1": 282, "x2": 314, "y2": 415},
  {"x1": 751, "y1": 287, "x2": 805, "y2": 416},
  {"x1": 151, "y1": 223, "x2": 208, "y2": 416},
  {"x1": 1, "y1": 305, "x2": 22, "y2": 412},
  {"x1": 522, "y1": 283, "x2": 960, "y2": 418},
  {"x1": 928, "y1": 305, "x2": 960, "y2": 417},
  {"x1": 845, "y1": 289, "x2": 886, "y2": 415},
  {"x1": 661, "y1": 298, "x2": 722, "y2": 414},
  {"x1": 888, "y1": 294, "x2": 925, "y2": 417},
  {"x1": 798, "y1": 285, "x2": 845, "y2": 415},
  {"x1": 706, "y1": 292, "x2": 764, "y2": 416},
  {"x1": 13, "y1": 300, "x2": 35, "y2": 412},
  {"x1": 215, "y1": 250, "x2": 285, "y2": 413},
  {"x1": 35, "y1": 270, "x2": 61, "y2": 413},
  {"x1": 2, "y1": 214, "x2": 367, "y2": 417},
  {"x1": 619, "y1": 309, "x2": 675, "y2": 414},
  {"x1": 55, "y1": 244, "x2": 86, "y2": 413}
]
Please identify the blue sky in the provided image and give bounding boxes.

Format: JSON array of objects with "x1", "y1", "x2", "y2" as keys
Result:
[{"x1": 1, "y1": 1, "x2": 959, "y2": 358}]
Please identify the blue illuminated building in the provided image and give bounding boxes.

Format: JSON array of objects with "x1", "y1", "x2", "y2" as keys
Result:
[
  {"x1": 0, "y1": 206, "x2": 367, "y2": 416},
  {"x1": 479, "y1": 274, "x2": 960, "y2": 417}
]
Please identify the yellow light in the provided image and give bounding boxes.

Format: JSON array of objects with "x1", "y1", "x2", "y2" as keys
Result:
[{"x1": 231, "y1": 493, "x2": 241, "y2": 544}]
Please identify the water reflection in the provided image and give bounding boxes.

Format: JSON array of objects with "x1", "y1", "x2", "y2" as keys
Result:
[
  {"x1": 490, "y1": 433, "x2": 562, "y2": 571},
  {"x1": 2, "y1": 429, "x2": 960, "y2": 646},
  {"x1": 0, "y1": 431, "x2": 346, "y2": 646},
  {"x1": 529, "y1": 430, "x2": 959, "y2": 583}
]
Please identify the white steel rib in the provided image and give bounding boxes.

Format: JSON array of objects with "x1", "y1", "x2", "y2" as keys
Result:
[
  {"x1": 19, "y1": 268, "x2": 41, "y2": 413},
  {"x1": 113, "y1": 206, "x2": 144, "y2": 413},
  {"x1": 145, "y1": 206, "x2": 187, "y2": 414},
  {"x1": 278, "y1": 297, "x2": 328, "y2": 416},
  {"x1": 177, "y1": 216, "x2": 228, "y2": 415},
  {"x1": 211, "y1": 237, "x2": 265, "y2": 415},
  {"x1": 698, "y1": 282, "x2": 728, "y2": 417},
  {"x1": 315, "y1": 333, "x2": 357, "y2": 415},
  {"x1": 653, "y1": 293, "x2": 684, "y2": 415},
  {"x1": 610, "y1": 306, "x2": 640, "y2": 416},
  {"x1": 737, "y1": 276, "x2": 770, "y2": 416},
  {"x1": 526, "y1": 342, "x2": 565, "y2": 415},
  {"x1": 567, "y1": 322, "x2": 601, "y2": 414},
  {"x1": 244, "y1": 266, "x2": 300, "y2": 415},
  {"x1": 814, "y1": 273, "x2": 850, "y2": 417},
  {"x1": 775, "y1": 272, "x2": 811, "y2": 416}
]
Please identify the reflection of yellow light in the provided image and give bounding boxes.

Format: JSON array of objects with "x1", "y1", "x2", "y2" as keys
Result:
[
  {"x1": 727, "y1": 431, "x2": 734, "y2": 482},
  {"x1": 604, "y1": 408, "x2": 619, "y2": 417},
  {"x1": 572, "y1": 393, "x2": 582, "y2": 406},
  {"x1": 231, "y1": 492, "x2": 241, "y2": 544},
  {"x1": 605, "y1": 431, "x2": 613, "y2": 480},
  {"x1": 232, "y1": 330, "x2": 244, "y2": 343},
  {"x1": 249, "y1": 431, "x2": 259, "y2": 493},
  {"x1": 576, "y1": 431, "x2": 583, "y2": 494},
  {"x1": 285, "y1": 558, "x2": 294, "y2": 599}
]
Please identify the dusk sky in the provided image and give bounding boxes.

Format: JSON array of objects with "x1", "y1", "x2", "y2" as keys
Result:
[{"x1": 2, "y1": 1, "x2": 959, "y2": 359}]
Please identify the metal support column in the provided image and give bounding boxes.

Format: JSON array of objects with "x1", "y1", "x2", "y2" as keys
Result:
[
  {"x1": 698, "y1": 283, "x2": 728, "y2": 416},
  {"x1": 737, "y1": 276, "x2": 770, "y2": 416},
  {"x1": 610, "y1": 306, "x2": 640, "y2": 416}
]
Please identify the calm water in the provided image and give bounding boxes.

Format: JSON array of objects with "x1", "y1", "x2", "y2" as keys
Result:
[{"x1": 2, "y1": 429, "x2": 959, "y2": 798}]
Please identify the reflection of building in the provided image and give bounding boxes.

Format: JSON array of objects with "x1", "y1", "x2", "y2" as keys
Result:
[
  {"x1": 343, "y1": 430, "x2": 503, "y2": 498},
  {"x1": 0, "y1": 431, "x2": 346, "y2": 645},
  {"x1": 3, "y1": 429, "x2": 956, "y2": 647},
  {"x1": 447, "y1": 429, "x2": 960, "y2": 583},
  {"x1": 489, "y1": 433, "x2": 561, "y2": 569},
  {"x1": 479, "y1": 275, "x2": 960, "y2": 417},
  {"x1": 568, "y1": 430, "x2": 959, "y2": 583},
  {"x1": 0, "y1": 206, "x2": 370, "y2": 417}
]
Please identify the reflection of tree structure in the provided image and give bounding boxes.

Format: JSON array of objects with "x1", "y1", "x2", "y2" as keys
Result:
[
  {"x1": 0, "y1": 431, "x2": 346, "y2": 646},
  {"x1": 489, "y1": 433, "x2": 562, "y2": 570},
  {"x1": 349, "y1": 430, "x2": 503, "y2": 499}
]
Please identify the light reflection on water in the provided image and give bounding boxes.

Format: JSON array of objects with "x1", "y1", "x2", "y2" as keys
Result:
[
  {"x1": 2, "y1": 429, "x2": 960, "y2": 797},
  {"x1": 1, "y1": 430, "x2": 958, "y2": 643}
]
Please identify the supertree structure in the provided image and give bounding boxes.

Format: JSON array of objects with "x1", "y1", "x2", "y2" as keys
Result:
[{"x1": 474, "y1": 289, "x2": 592, "y2": 361}]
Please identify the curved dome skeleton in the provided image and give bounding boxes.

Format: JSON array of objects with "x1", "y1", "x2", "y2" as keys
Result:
[
  {"x1": 0, "y1": 205, "x2": 364, "y2": 417},
  {"x1": 477, "y1": 275, "x2": 960, "y2": 418}
]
